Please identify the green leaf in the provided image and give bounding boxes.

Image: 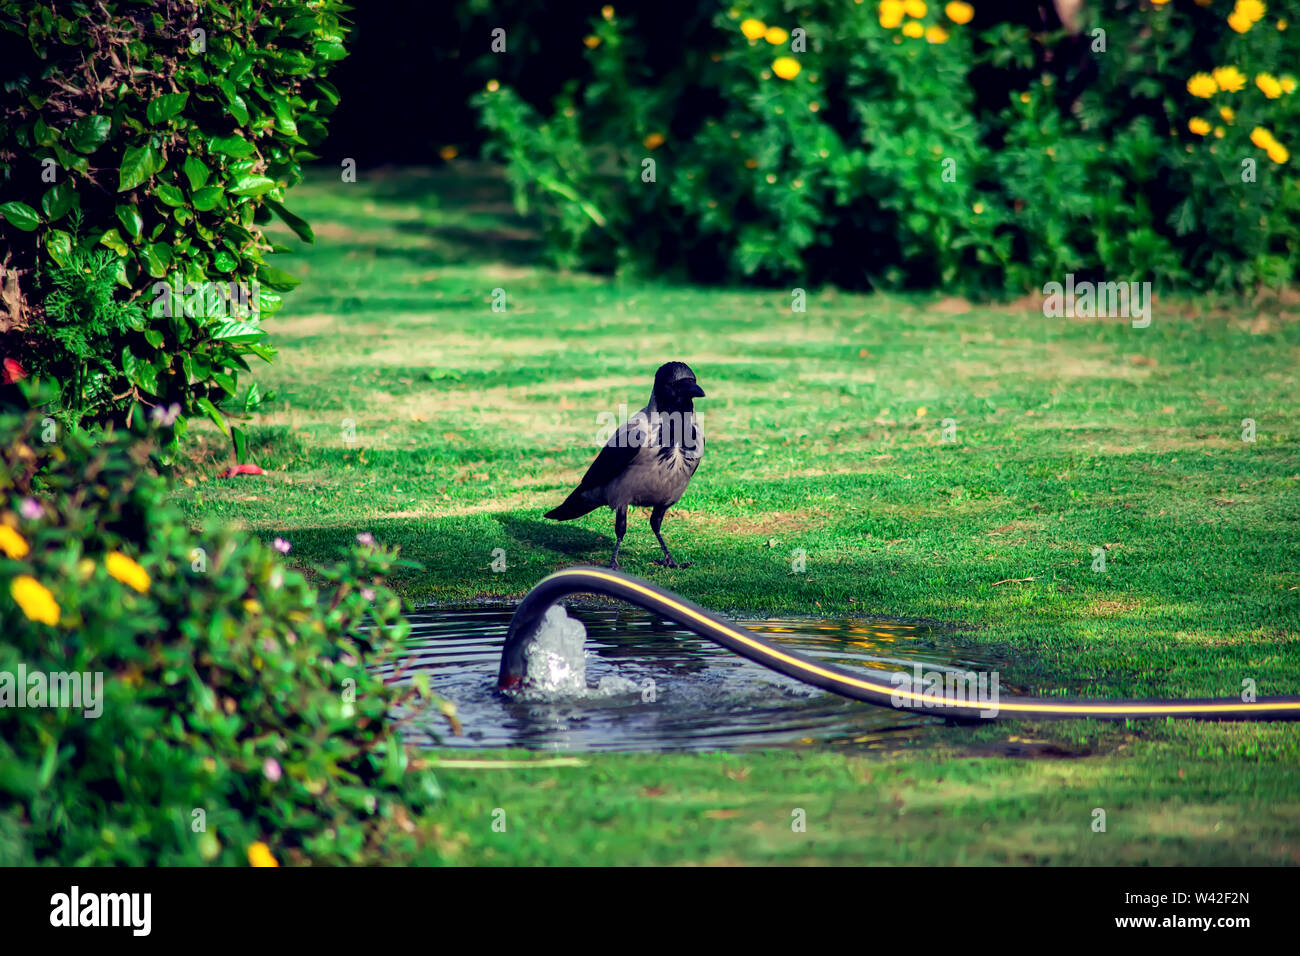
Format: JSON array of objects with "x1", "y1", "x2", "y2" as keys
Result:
[
  {"x1": 146, "y1": 92, "x2": 189, "y2": 125},
  {"x1": 98, "y1": 228, "x2": 129, "y2": 256},
  {"x1": 40, "y1": 182, "x2": 77, "y2": 221},
  {"x1": 213, "y1": 250, "x2": 238, "y2": 273},
  {"x1": 197, "y1": 396, "x2": 229, "y2": 436},
  {"x1": 142, "y1": 242, "x2": 172, "y2": 278},
  {"x1": 45, "y1": 230, "x2": 73, "y2": 267},
  {"x1": 268, "y1": 97, "x2": 298, "y2": 136},
  {"x1": 65, "y1": 114, "x2": 111, "y2": 153},
  {"x1": 209, "y1": 134, "x2": 255, "y2": 158},
  {"x1": 118, "y1": 144, "x2": 163, "y2": 191},
  {"x1": 116, "y1": 204, "x2": 143, "y2": 240},
  {"x1": 208, "y1": 319, "x2": 266, "y2": 343},
  {"x1": 225, "y1": 93, "x2": 250, "y2": 127},
  {"x1": 228, "y1": 175, "x2": 276, "y2": 197},
  {"x1": 0, "y1": 201, "x2": 41, "y2": 231},
  {"x1": 155, "y1": 183, "x2": 187, "y2": 207},
  {"x1": 191, "y1": 185, "x2": 225, "y2": 211},
  {"x1": 255, "y1": 265, "x2": 301, "y2": 291},
  {"x1": 121, "y1": 347, "x2": 159, "y2": 394},
  {"x1": 232, "y1": 424, "x2": 248, "y2": 463},
  {"x1": 183, "y1": 155, "x2": 211, "y2": 190},
  {"x1": 265, "y1": 198, "x2": 314, "y2": 243}
]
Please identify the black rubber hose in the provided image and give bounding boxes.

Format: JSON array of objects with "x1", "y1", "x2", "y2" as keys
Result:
[{"x1": 498, "y1": 567, "x2": 1300, "y2": 721}]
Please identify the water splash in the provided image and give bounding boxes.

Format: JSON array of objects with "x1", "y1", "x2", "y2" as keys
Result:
[{"x1": 514, "y1": 604, "x2": 639, "y2": 700}]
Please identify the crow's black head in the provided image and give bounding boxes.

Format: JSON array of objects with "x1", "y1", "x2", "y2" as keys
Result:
[{"x1": 652, "y1": 361, "x2": 705, "y2": 411}]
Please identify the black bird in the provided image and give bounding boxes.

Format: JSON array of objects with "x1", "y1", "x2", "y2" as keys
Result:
[{"x1": 545, "y1": 362, "x2": 706, "y2": 569}]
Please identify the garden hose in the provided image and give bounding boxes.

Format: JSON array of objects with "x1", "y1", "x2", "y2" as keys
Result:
[{"x1": 498, "y1": 566, "x2": 1300, "y2": 721}]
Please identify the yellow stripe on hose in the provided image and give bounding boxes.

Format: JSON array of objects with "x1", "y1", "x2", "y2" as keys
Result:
[{"x1": 545, "y1": 567, "x2": 1300, "y2": 719}]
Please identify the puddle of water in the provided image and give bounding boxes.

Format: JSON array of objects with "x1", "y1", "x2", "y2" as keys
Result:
[{"x1": 375, "y1": 604, "x2": 1007, "y2": 753}]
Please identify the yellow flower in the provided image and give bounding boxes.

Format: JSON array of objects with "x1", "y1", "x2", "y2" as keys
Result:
[
  {"x1": 602, "y1": 5, "x2": 614, "y2": 19},
  {"x1": 1250, "y1": 126, "x2": 1276, "y2": 149},
  {"x1": 972, "y1": 202, "x2": 984, "y2": 214},
  {"x1": 1279, "y1": 19, "x2": 1288, "y2": 30},
  {"x1": 772, "y1": 56, "x2": 801, "y2": 79},
  {"x1": 1211, "y1": 66, "x2": 1245, "y2": 92},
  {"x1": 247, "y1": 842, "x2": 279, "y2": 867},
  {"x1": 105, "y1": 551, "x2": 150, "y2": 594},
  {"x1": 1188, "y1": 117, "x2": 1211, "y2": 136},
  {"x1": 1256, "y1": 73, "x2": 1283, "y2": 98},
  {"x1": 583, "y1": 34, "x2": 601, "y2": 49},
  {"x1": 926, "y1": 24, "x2": 949, "y2": 43},
  {"x1": 916, "y1": 407, "x2": 928, "y2": 418},
  {"x1": 945, "y1": 1, "x2": 975, "y2": 24},
  {"x1": 0, "y1": 525, "x2": 29, "y2": 559},
  {"x1": 1151, "y1": 0, "x2": 1171, "y2": 5},
  {"x1": 1186, "y1": 73, "x2": 1218, "y2": 98},
  {"x1": 1280, "y1": 76, "x2": 1296, "y2": 93},
  {"x1": 764, "y1": 26, "x2": 788, "y2": 44},
  {"x1": 1227, "y1": 12, "x2": 1252, "y2": 32},
  {"x1": 902, "y1": 20, "x2": 924, "y2": 37},
  {"x1": 486, "y1": 79, "x2": 499, "y2": 93},
  {"x1": 740, "y1": 18, "x2": 767, "y2": 40},
  {"x1": 1219, "y1": 106, "x2": 1235, "y2": 122},
  {"x1": 880, "y1": 0, "x2": 905, "y2": 29},
  {"x1": 1267, "y1": 142, "x2": 1289, "y2": 163},
  {"x1": 1214, "y1": 126, "x2": 1225, "y2": 138},
  {"x1": 1234, "y1": 0, "x2": 1266, "y2": 23},
  {"x1": 904, "y1": 0, "x2": 927, "y2": 16},
  {"x1": 11, "y1": 575, "x2": 59, "y2": 626},
  {"x1": 438, "y1": 145, "x2": 458, "y2": 161},
  {"x1": 643, "y1": 131, "x2": 665, "y2": 149}
]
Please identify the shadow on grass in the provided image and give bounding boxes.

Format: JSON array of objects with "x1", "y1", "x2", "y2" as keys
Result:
[{"x1": 496, "y1": 514, "x2": 608, "y2": 558}]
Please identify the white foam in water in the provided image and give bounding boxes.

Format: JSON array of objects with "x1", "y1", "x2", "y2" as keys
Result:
[{"x1": 516, "y1": 604, "x2": 640, "y2": 700}]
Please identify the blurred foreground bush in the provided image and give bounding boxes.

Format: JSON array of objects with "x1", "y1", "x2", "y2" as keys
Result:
[
  {"x1": 0, "y1": 402, "x2": 452, "y2": 865},
  {"x1": 476, "y1": 1, "x2": 1299, "y2": 294}
]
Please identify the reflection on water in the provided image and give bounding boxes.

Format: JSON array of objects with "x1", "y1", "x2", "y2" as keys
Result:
[{"x1": 375, "y1": 604, "x2": 1008, "y2": 753}]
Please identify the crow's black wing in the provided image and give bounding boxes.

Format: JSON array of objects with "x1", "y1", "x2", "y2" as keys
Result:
[{"x1": 575, "y1": 416, "x2": 648, "y2": 490}]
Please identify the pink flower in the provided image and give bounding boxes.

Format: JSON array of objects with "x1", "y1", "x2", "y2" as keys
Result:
[
  {"x1": 19, "y1": 497, "x2": 41, "y2": 520},
  {"x1": 263, "y1": 758, "x2": 282, "y2": 782},
  {"x1": 273, "y1": 538, "x2": 291, "y2": 554},
  {"x1": 356, "y1": 532, "x2": 375, "y2": 547}
]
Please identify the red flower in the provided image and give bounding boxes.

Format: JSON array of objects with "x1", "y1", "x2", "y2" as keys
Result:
[{"x1": 2, "y1": 358, "x2": 26, "y2": 384}]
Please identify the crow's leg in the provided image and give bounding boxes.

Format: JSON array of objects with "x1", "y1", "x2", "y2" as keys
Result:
[
  {"x1": 649, "y1": 505, "x2": 689, "y2": 568},
  {"x1": 610, "y1": 505, "x2": 627, "y2": 570}
]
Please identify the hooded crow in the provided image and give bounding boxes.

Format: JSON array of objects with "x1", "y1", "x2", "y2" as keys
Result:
[{"x1": 545, "y1": 361, "x2": 706, "y2": 569}]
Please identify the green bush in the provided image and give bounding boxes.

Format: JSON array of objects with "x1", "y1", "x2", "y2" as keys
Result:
[
  {"x1": 0, "y1": 399, "x2": 453, "y2": 865},
  {"x1": 475, "y1": 1, "x2": 1298, "y2": 294},
  {"x1": 0, "y1": 0, "x2": 347, "y2": 457}
]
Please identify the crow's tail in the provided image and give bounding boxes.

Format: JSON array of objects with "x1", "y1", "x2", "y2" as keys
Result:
[{"x1": 545, "y1": 489, "x2": 600, "y2": 521}]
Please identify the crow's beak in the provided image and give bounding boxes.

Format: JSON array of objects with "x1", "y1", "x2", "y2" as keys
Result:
[{"x1": 683, "y1": 382, "x2": 706, "y2": 398}]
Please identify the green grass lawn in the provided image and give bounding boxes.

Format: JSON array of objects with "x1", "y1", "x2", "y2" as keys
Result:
[{"x1": 176, "y1": 164, "x2": 1300, "y2": 864}]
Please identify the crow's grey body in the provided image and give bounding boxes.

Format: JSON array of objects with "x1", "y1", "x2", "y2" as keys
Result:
[{"x1": 545, "y1": 362, "x2": 706, "y2": 569}]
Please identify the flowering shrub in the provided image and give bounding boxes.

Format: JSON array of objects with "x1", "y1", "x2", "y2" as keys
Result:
[
  {"x1": 0, "y1": 403, "x2": 452, "y2": 865},
  {"x1": 476, "y1": 1, "x2": 1299, "y2": 294},
  {"x1": 0, "y1": 0, "x2": 347, "y2": 459}
]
